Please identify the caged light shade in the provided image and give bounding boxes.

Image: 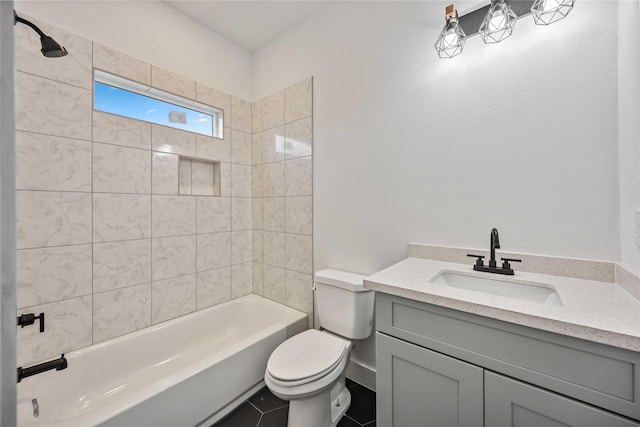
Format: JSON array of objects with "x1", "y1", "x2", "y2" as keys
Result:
[
  {"x1": 479, "y1": 0, "x2": 518, "y2": 44},
  {"x1": 435, "y1": 4, "x2": 467, "y2": 59},
  {"x1": 531, "y1": 0, "x2": 575, "y2": 25}
]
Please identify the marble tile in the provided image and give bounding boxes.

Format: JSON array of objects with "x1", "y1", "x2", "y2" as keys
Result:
[
  {"x1": 253, "y1": 230, "x2": 263, "y2": 262},
  {"x1": 231, "y1": 130, "x2": 252, "y2": 165},
  {"x1": 17, "y1": 296, "x2": 92, "y2": 366},
  {"x1": 263, "y1": 265, "x2": 285, "y2": 304},
  {"x1": 286, "y1": 270, "x2": 313, "y2": 313},
  {"x1": 263, "y1": 90, "x2": 284, "y2": 130},
  {"x1": 232, "y1": 198, "x2": 252, "y2": 231},
  {"x1": 196, "y1": 132, "x2": 230, "y2": 162},
  {"x1": 16, "y1": 132, "x2": 91, "y2": 192},
  {"x1": 285, "y1": 157, "x2": 312, "y2": 196},
  {"x1": 231, "y1": 164, "x2": 252, "y2": 197},
  {"x1": 263, "y1": 197, "x2": 285, "y2": 232},
  {"x1": 151, "y1": 124, "x2": 196, "y2": 157},
  {"x1": 191, "y1": 161, "x2": 214, "y2": 196},
  {"x1": 253, "y1": 262, "x2": 264, "y2": 295},
  {"x1": 253, "y1": 198, "x2": 263, "y2": 230},
  {"x1": 152, "y1": 274, "x2": 196, "y2": 324},
  {"x1": 197, "y1": 196, "x2": 231, "y2": 233},
  {"x1": 151, "y1": 65, "x2": 195, "y2": 99},
  {"x1": 93, "y1": 43, "x2": 151, "y2": 85},
  {"x1": 17, "y1": 245, "x2": 92, "y2": 308},
  {"x1": 178, "y1": 159, "x2": 192, "y2": 195},
  {"x1": 93, "y1": 143, "x2": 151, "y2": 194},
  {"x1": 17, "y1": 191, "x2": 91, "y2": 249},
  {"x1": 93, "y1": 239, "x2": 152, "y2": 293},
  {"x1": 152, "y1": 235, "x2": 197, "y2": 281},
  {"x1": 263, "y1": 162, "x2": 285, "y2": 197},
  {"x1": 220, "y1": 162, "x2": 231, "y2": 197},
  {"x1": 93, "y1": 194, "x2": 151, "y2": 243},
  {"x1": 93, "y1": 112, "x2": 151, "y2": 150},
  {"x1": 197, "y1": 267, "x2": 231, "y2": 309},
  {"x1": 197, "y1": 232, "x2": 232, "y2": 271},
  {"x1": 252, "y1": 99, "x2": 263, "y2": 134},
  {"x1": 252, "y1": 132, "x2": 263, "y2": 166},
  {"x1": 285, "y1": 78, "x2": 312, "y2": 122},
  {"x1": 263, "y1": 231, "x2": 286, "y2": 268},
  {"x1": 263, "y1": 126, "x2": 286, "y2": 164},
  {"x1": 15, "y1": 15, "x2": 92, "y2": 89},
  {"x1": 152, "y1": 152, "x2": 179, "y2": 195},
  {"x1": 231, "y1": 97, "x2": 251, "y2": 133},
  {"x1": 196, "y1": 83, "x2": 231, "y2": 116},
  {"x1": 232, "y1": 262, "x2": 253, "y2": 298},
  {"x1": 285, "y1": 117, "x2": 313, "y2": 160},
  {"x1": 152, "y1": 195, "x2": 196, "y2": 237},
  {"x1": 252, "y1": 165, "x2": 263, "y2": 198},
  {"x1": 93, "y1": 284, "x2": 151, "y2": 343},
  {"x1": 232, "y1": 230, "x2": 253, "y2": 265},
  {"x1": 286, "y1": 196, "x2": 313, "y2": 235},
  {"x1": 286, "y1": 234, "x2": 313, "y2": 274},
  {"x1": 16, "y1": 72, "x2": 91, "y2": 141}
]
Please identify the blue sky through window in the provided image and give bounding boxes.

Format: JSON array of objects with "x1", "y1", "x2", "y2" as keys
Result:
[{"x1": 94, "y1": 82, "x2": 213, "y2": 136}]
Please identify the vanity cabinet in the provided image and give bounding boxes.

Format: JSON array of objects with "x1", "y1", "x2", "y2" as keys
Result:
[{"x1": 375, "y1": 293, "x2": 640, "y2": 427}]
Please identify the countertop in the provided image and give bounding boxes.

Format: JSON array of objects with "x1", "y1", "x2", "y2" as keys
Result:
[{"x1": 364, "y1": 257, "x2": 640, "y2": 352}]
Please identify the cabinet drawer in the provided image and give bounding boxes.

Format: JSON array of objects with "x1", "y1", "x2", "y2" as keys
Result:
[
  {"x1": 485, "y1": 371, "x2": 640, "y2": 427},
  {"x1": 376, "y1": 293, "x2": 640, "y2": 421}
]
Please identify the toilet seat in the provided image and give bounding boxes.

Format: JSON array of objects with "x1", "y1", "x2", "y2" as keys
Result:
[
  {"x1": 265, "y1": 330, "x2": 352, "y2": 399},
  {"x1": 267, "y1": 330, "x2": 349, "y2": 386}
]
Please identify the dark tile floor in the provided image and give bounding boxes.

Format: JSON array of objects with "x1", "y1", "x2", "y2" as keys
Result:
[{"x1": 213, "y1": 378, "x2": 376, "y2": 427}]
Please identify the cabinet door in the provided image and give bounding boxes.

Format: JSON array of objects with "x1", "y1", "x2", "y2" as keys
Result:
[
  {"x1": 376, "y1": 332, "x2": 483, "y2": 427},
  {"x1": 485, "y1": 371, "x2": 640, "y2": 427}
]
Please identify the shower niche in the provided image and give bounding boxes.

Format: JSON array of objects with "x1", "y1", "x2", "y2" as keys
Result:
[{"x1": 178, "y1": 158, "x2": 220, "y2": 196}]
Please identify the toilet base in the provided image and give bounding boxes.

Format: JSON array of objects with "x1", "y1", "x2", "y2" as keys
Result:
[{"x1": 287, "y1": 382, "x2": 351, "y2": 427}]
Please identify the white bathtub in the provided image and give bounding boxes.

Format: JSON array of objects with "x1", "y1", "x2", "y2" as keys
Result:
[{"x1": 17, "y1": 294, "x2": 307, "y2": 427}]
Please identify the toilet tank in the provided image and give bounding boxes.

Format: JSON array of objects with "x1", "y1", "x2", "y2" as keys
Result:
[{"x1": 315, "y1": 269, "x2": 375, "y2": 340}]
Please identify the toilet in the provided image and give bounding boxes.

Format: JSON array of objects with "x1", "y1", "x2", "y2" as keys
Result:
[{"x1": 264, "y1": 269, "x2": 375, "y2": 427}]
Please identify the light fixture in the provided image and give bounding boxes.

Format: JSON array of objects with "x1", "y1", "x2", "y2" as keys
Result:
[
  {"x1": 434, "y1": 4, "x2": 467, "y2": 59},
  {"x1": 434, "y1": 1, "x2": 576, "y2": 58},
  {"x1": 531, "y1": 0, "x2": 575, "y2": 25},
  {"x1": 14, "y1": 11, "x2": 68, "y2": 58},
  {"x1": 479, "y1": 0, "x2": 518, "y2": 44}
]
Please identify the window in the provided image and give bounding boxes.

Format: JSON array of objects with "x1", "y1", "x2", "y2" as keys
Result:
[{"x1": 94, "y1": 70, "x2": 223, "y2": 138}]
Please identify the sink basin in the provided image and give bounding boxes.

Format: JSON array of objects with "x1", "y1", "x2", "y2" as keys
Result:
[{"x1": 430, "y1": 270, "x2": 562, "y2": 306}]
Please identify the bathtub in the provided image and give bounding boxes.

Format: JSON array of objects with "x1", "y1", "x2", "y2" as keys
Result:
[{"x1": 17, "y1": 294, "x2": 307, "y2": 427}]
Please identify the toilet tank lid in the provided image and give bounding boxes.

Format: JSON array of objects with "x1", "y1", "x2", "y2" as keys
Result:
[{"x1": 314, "y1": 269, "x2": 370, "y2": 292}]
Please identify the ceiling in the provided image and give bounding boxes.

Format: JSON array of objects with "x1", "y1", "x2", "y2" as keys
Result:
[{"x1": 164, "y1": 1, "x2": 329, "y2": 52}]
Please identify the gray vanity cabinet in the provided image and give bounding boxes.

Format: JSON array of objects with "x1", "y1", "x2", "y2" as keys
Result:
[
  {"x1": 376, "y1": 332, "x2": 483, "y2": 427},
  {"x1": 375, "y1": 293, "x2": 640, "y2": 427}
]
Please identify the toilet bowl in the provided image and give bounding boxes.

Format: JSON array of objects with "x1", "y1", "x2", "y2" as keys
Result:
[
  {"x1": 265, "y1": 329, "x2": 353, "y2": 427},
  {"x1": 264, "y1": 269, "x2": 375, "y2": 427}
]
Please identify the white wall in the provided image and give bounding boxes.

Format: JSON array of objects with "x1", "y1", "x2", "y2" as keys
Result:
[
  {"x1": 253, "y1": 1, "x2": 624, "y2": 375},
  {"x1": 618, "y1": 0, "x2": 640, "y2": 273},
  {"x1": 15, "y1": 1, "x2": 253, "y2": 100},
  {"x1": 254, "y1": 1, "x2": 621, "y2": 274}
]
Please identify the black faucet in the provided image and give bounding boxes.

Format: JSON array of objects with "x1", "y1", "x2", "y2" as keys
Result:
[
  {"x1": 467, "y1": 228, "x2": 521, "y2": 275},
  {"x1": 17, "y1": 354, "x2": 67, "y2": 383},
  {"x1": 489, "y1": 228, "x2": 500, "y2": 268}
]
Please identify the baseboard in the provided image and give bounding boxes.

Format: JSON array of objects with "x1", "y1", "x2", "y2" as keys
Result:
[{"x1": 345, "y1": 359, "x2": 376, "y2": 392}]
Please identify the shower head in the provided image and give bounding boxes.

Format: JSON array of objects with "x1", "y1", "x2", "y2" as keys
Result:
[{"x1": 14, "y1": 11, "x2": 68, "y2": 58}]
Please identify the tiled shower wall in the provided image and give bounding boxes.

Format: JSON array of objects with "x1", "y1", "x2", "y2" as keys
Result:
[
  {"x1": 14, "y1": 16, "x2": 257, "y2": 367},
  {"x1": 251, "y1": 80, "x2": 314, "y2": 325}
]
